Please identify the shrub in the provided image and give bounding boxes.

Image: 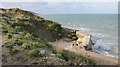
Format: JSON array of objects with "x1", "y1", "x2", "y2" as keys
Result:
[
  {"x1": 6, "y1": 45, "x2": 13, "y2": 49},
  {"x1": 10, "y1": 49, "x2": 19, "y2": 54},
  {"x1": 22, "y1": 42, "x2": 46, "y2": 49},
  {"x1": 21, "y1": 43, "x2": 28, "y2": 49},
  {"x1": 28, "y1": 49, "x2": 40, "y2": 57},
  {"x1": 48, "y1": 22, "x2": 62, "y2": 32},
  {"x1": 32, "y1": 42, "x2": 46, "y2": 48},
  {"x1": 2, "y1": 25, "x2": 7, "y2": 30},
  {"x1": 31, "y1": 61, "x2": 38, "y2": 64},
  {"x1": 13, "y1": 38, "x2": 24, "y2": 45},
  {"x1": 48, "y1": 22, "x2": 64, "y2": 38},
  {"x1": 55, "y1": 54, "x2": 65, "y2": 60},
  {"x1": 23, "y1": 33, "x2": 33, "y2": 39},
  {"x1": 6, "y1": 33, "x2": 13, "y2": 39},
  {"x1": 60, "y1": 51, "x2": 95, "y2": 65},
  {"x1": 2, "y1": 25, "x2": 13, "y2": 32},
  {"x1": 14, "y1": 26, "x2": 21, "y2": 32}
]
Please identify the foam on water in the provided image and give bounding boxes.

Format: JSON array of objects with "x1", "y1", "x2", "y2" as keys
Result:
[{"x1": 91, "y1": 39, "x2": 118, "y2": 58}]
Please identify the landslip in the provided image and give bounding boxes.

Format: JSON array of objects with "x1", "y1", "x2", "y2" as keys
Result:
[{"x1": 0, "y1": 8, "x2": 118, "y2": 66}]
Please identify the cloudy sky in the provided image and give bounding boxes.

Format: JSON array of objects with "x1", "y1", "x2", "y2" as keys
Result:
[{"x1": 0, "y1": 2, "x2": 118, "y2": 14}]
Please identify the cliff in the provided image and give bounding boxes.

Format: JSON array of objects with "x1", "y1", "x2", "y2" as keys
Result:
[
  {"x1": 0, "y1": 8, "x2": 95, "y2": 66},
  {"x1": 0, "y1": 8, "x2": 118, "y2": 66}
]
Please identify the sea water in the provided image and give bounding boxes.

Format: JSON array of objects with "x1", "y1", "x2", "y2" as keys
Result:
[{"x1": 39, "y1": 14, "x2": 118, "y2": 58}]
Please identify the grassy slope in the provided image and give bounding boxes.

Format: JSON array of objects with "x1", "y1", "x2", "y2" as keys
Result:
[{"x1": 0, "y1": 8, "x2": 95, "y2": 65}]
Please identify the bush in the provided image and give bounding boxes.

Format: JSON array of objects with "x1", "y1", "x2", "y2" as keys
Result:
[
  {"x1": 6, "y1": 45, "x2": 13, "y2": 49},
  {"x1": 14, "y1": 26, "x2": 21, "y2": 32},
  {"x1": 48, "y1": 22, "x2": 64, "y2": 39},
  {"x1": 2, "y1": 25, "x2": 8, "y2": 30},
  {"x1": 6, "y1": 33, "x2": 13, "y2": 39},
  {"x1": 22, "y1": 42, "x2": 46, "y2": 49},
  {"x1": 31, "y1": 61, "x2": 38, "y2": 64},
  {"x1": 2, "y1": 25, "x2": 13, "y2": 32},
  {"x1": 32, "y1": 42, "x2": 46, "y2": 48},
  {"x1": 59, "y1": 51, "x2": 95, "y2": 65},
  {"x1": 28, "y1": 49, "x2": 40, "y2": 57},
  {"x1": 55, "y1": 54, "x2": 65, "y2": 60},
  {"x1": 10, "y1": 49, "x2": 19, "y2": 54},
  {"x1": 21, "y1": 43, "x2": 28, "y2": 49},
  {"x1": 48, "y1": 22, "x2": 62, "y2": 32},
  {"x1": 23, "y1": 33, "x2": 33, "y2": 39},
  {"x1": 13, "y1": 38, "x2": 24, "y2": 45}
]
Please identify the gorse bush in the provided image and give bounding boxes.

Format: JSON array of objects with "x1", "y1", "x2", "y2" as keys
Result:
[
  {"x1": 48, "y1": 22, "x2": 64, "y2": 38},
  {"x1": 2, "y1": 25, "x2": 8, "y2": 30},
  {"x1": 14, "y1": 26, "x2": 21, "y2": 32},
  {"x1": 2, "y1": 23, "x2": 22, "y2": 33},
  {"x1": 48, "y1": 22, "x2": 62, "y2": 32},
  {"x1": 23, "y1": 33, "x2": 33, "y2": 39},
  {"x1": 13, "y1": 38, "x2": 24, "y2": 45},
  {"x1": 55, "y1": 54, "x2": 66, "y2": 60},
  {"x1": 10, "y1": 49, "x2": 19, "y2": 54},
  {"x1": 22, "y1": 42, "x2": 46, "y2": 49},
  {"x1": 21, "y1": 43, "x2": 28, "y2": 49},
  {"x1": 28, "y1": 49, "x2": 40, "y2": 57},
  {"x1": 6, "y1": 33, "x2": 13, "y2": 39},
  {"x1": 58, "y1": 51, "x2": 95, "y2": 65},
  {"x1": 2, "y1": 24, "x2": 13, "y2": 31},
  {"x1": 31, "y1": 42, "x2": 46, "y2": 48},
  {"x1": 6, "y1": 44, "x2": 13, "y2": 49}
]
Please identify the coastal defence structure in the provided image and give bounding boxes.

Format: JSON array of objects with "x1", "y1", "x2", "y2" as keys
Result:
[
  {"x1": 66, "y1": 29, "x2": 118, "y2": 65},
  {"x1": 75, "y1": 31, "x2": 93, "y2": 49},
  {"x1": 68, "y1": 30, "x2": 93, "y2": 50}
]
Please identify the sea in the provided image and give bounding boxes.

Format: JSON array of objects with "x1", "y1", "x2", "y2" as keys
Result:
[{"x1": 39, "y1": 14, "x2": 118, "y2": 59}]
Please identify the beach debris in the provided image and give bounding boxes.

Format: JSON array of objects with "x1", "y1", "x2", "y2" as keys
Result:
[{"x1": 67, "y1": 30, "x2": 94, "y2": 50}]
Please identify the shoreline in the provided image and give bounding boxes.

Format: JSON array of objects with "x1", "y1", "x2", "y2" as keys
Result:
[
  {"x1": 1, "y1": 8, "x2": 118, "y2": 65},
  {"x1": 56, "y1": 27, "x2": 118, "y2": 65},
  {"x1": 63, "y1": 27, "x2": 118, "y2": 58},
  {"x1": 41, "y1": 14, "x2": 118, "y2": 59}
]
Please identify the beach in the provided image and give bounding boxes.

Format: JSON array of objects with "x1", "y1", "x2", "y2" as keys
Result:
[{"x1": 40, "y1": 14, "x2": 118, "y2": 58}]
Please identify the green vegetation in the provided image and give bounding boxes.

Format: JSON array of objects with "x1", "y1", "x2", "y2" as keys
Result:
[
  {"x1": 2, "y1": 24, "x2": 12, "y2": 33},
  {"x1": 28, "y1": 49, "x2": 40, "y2": 57},
  {"x1": 31, "y1": 61, "x2": 39, "y2": 64},
  {"x1": 55, "y1": 54, "x2": 66, "y2": 61},
  {"x1": 48, "y1": 22, "x2": 62, "y2": 32},
  {"x1": 22, "y1": 42, "x2": 46, "y2": 49},
  {"x1": 6, "y1": 44, "x2": 13, "y2": 49},
  {"x1": 10, "y1": 49, "x2": 20, "y2": 54},
  {"x1": 6, "y1": 33, "x2": 13, "y2": 39},
  {"x1": 1, "y1": 8, "x2": 96, "y2": 65},
  {"x1": 13, "y1": 38, "x2": 24, "y2": 45},
  {"x1": 2, "y1": 25, "x2": 8, "y2": 30},
  {"x1": 13, "y1": 26, "x2": 22, "y2": 32},
  {"x1": 48, "y1": 22, "x2": 64, "y2": 39},
  {"x1": 55, "y1": 51, "x2": 95, "y2": 65},
  {"x1": 23, "y1": 33, "x2": 33, "y2": 39}
]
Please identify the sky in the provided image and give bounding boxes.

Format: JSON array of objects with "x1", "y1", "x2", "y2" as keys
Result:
[
  {"x1": 1, "y1": 0, "x2": 119, "y2": 2},
  {"x1": 0, "y1": 2, "x2": 118, "y2": 14}
]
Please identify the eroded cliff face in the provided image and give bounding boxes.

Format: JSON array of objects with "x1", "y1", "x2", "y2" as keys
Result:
[
  {"x1": 1, "y1": 8, "x2": 95, "y2": 65},
  {"x1": 0, "y1": 8, "x2": 64, "y2": 42}
]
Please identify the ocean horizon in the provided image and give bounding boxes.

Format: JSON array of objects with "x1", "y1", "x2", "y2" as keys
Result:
[{"x1": 39, "y1": 14, "x2": 118, "y2": 58}]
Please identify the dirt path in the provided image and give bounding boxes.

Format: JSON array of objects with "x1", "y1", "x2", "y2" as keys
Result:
[{"x1": 49, "y1": 38, "x2": 118, "y2": 65}]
